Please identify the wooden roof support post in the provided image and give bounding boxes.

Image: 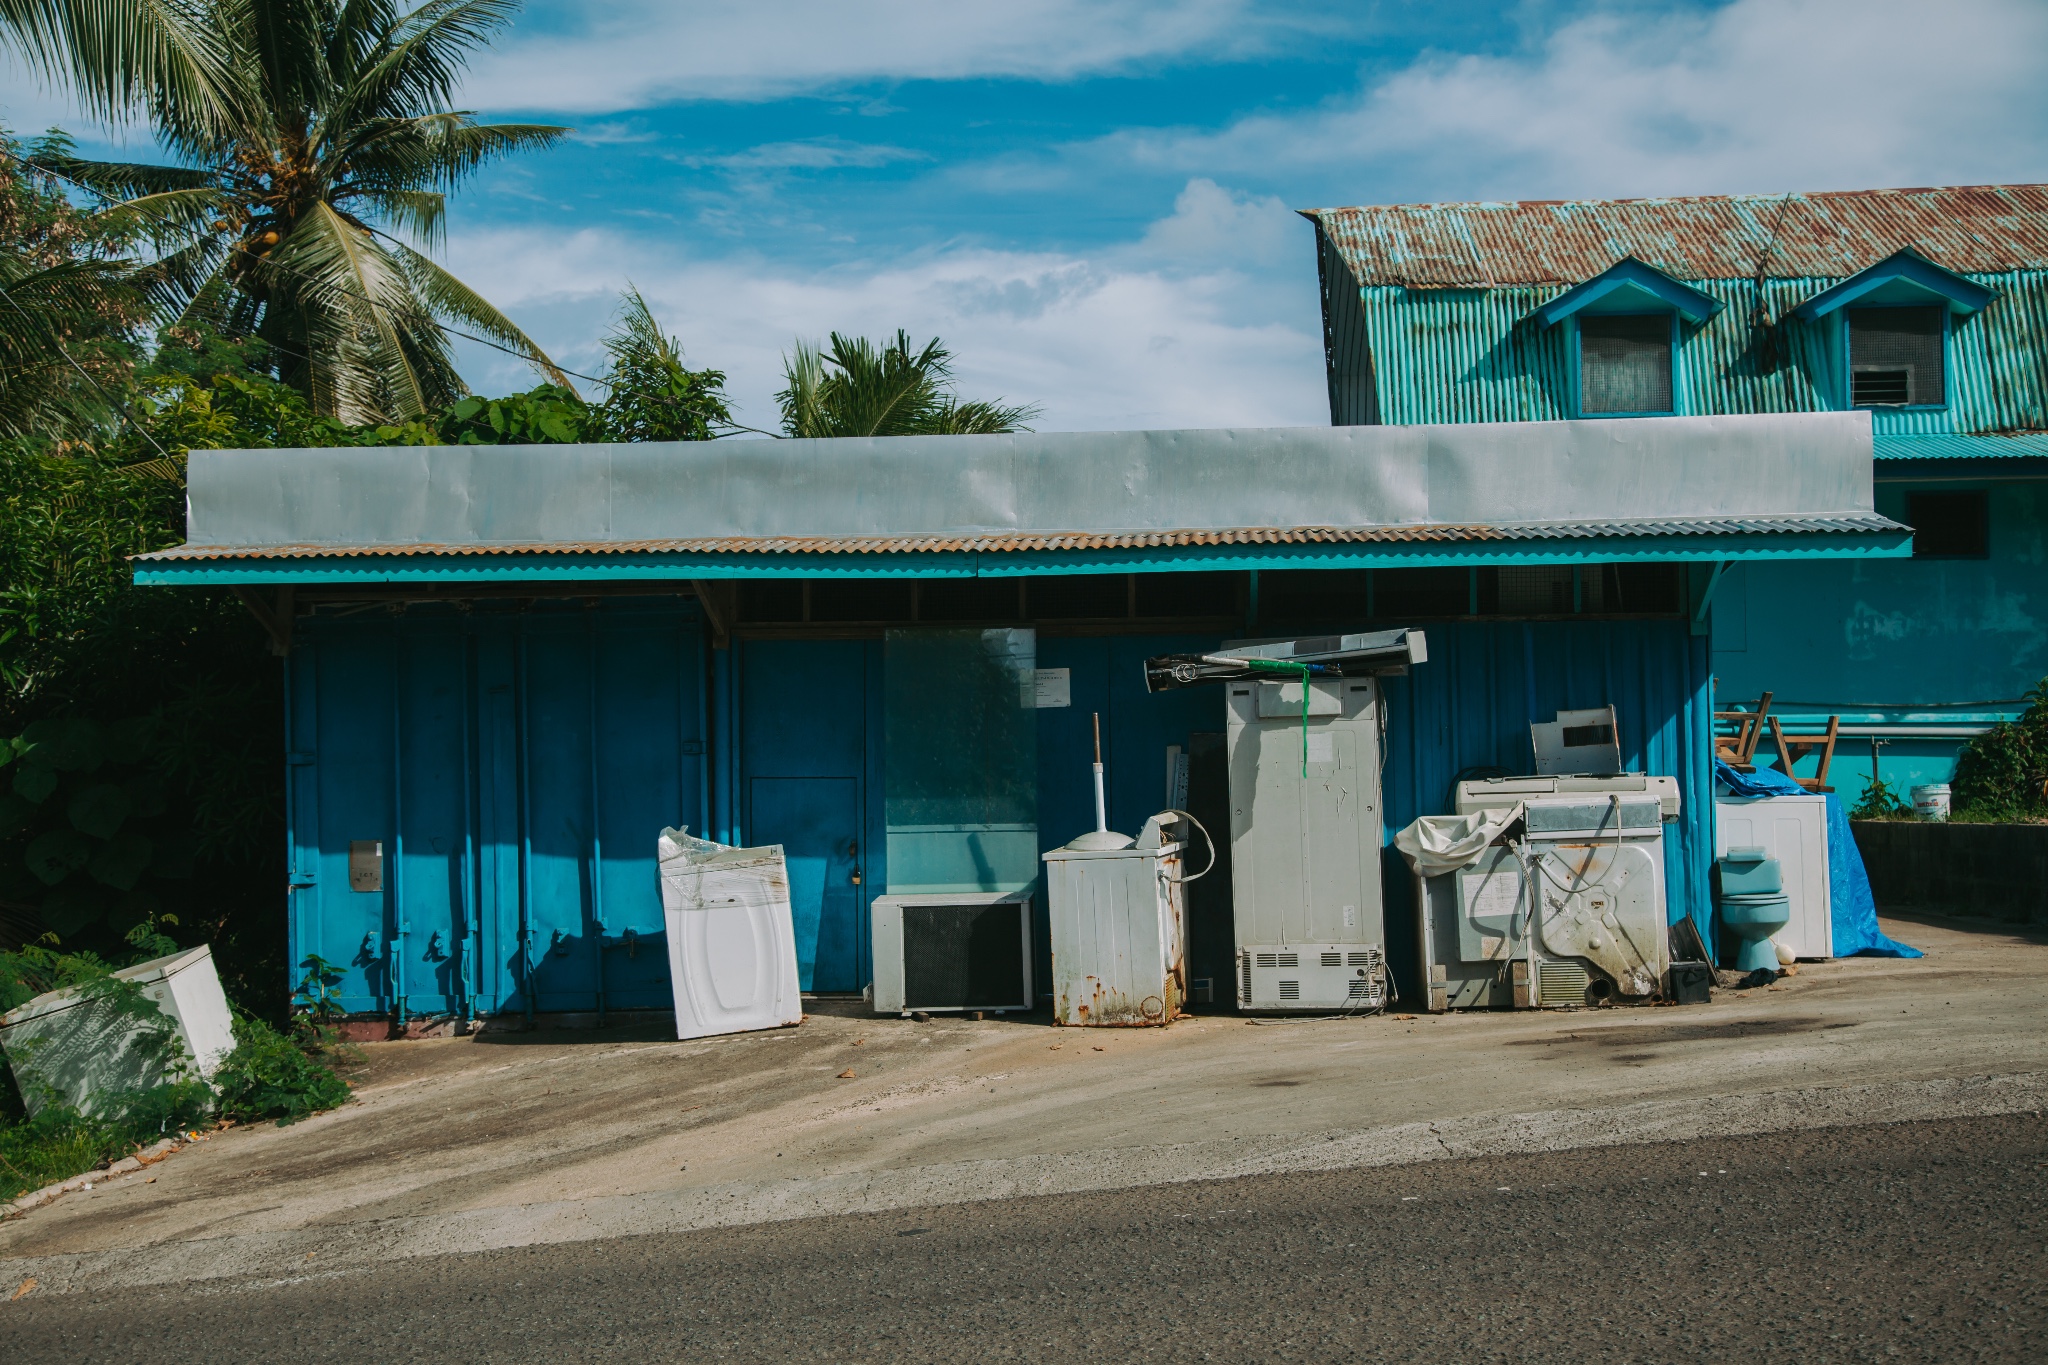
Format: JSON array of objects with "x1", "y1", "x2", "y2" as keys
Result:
[
  {"x1": 230, "y1": 585, "x2": 295, "y2": 656},
  {"x1": 692, "y1": 580, "x2": 735, "y2": 650}
]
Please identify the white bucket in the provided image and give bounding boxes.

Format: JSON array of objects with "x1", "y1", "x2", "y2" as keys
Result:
[{"x1": 1911, "y1": 784, "x2": 1951, "y2": 822}]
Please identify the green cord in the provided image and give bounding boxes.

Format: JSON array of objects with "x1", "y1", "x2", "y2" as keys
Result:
[{"x1": 1244, "y1": 658, "x2": 1315, "y2": 776}]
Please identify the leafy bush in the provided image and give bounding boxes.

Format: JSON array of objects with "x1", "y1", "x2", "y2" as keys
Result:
[
  {"x1": 1950, "y1": 679, "x2": 2048, "y2": 821},
  {"x1": 1850, "y1": 772, "x2": 1915, "y2": 820},
  {"x1": 211, "y1": 1012, "x2": 352, "y2": 1126}
]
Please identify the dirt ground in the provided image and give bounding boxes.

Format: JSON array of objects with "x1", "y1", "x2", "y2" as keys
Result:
[{"x1": 2, "y1": 911, "x2": 2041, "y2": 1282}]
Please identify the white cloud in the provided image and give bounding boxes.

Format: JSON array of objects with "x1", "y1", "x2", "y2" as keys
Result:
[
  {"x1": 1137, "y1": 177, "x2": 1299, "y2": 269},
  {"x1": 698, "y1": 139, "x2": 928, "y2": 172},
  {"x1": 470, "y1": 0, "x2": 1281, "y2": 112},
  {"x1": 440, "y1": 185, "x2": 1327, "y2": 434},
  {"x1": 1107, "y1": 0, "x2": 2048, "y2": 199}
]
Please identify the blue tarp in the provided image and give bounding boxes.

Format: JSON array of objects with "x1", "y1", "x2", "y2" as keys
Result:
[{"x1": 1714, "y1": 760, "x2": 1922, "y2": 959}]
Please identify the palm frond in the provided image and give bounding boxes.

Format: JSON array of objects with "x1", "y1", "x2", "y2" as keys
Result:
[
  {"x1": 25, "y1": 147, "x2": 214, "y2": 201},
  {"x1": 91, "y1": 184, "x2": 234, "y2": 253},
  {"x1": 326, "y1": 0, "x2": 520, "y2": 125},
  {"x1": 264, "y1": 199, "x2": 438, "y2": 421},
  {"x1": 245, "y1": 0, "x2": 331, "y2": 119},
  {"x1": 777, "y1": 338, "x2": 829, "y2": 439},
  {"x1": 920, "y1": 396, "x2": 1039, "y2": 435},
  {"x1": 137, "y1": 230, "x2": 229, "y2": 316},
  {"x1": 603, "y1": 286, "x2": 681, "y2": 373},
  {"x1": 0, "y1": 0, "x2": 235, "y2": 134},
  {"x1": 335, "y1": 115, "x2": 567, "y2": 194},
  {"x1": 354, "y1": 186, "x2": 443, "y2": 248},
  {"x1": 0, "y1": 254, "x2": 143, "y2": 437},
  {"x1": 384, "y1": 235, "x2": 572, "y2": 392}
]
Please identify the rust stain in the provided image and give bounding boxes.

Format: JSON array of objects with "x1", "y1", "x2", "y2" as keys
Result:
[
  {"x1": 138, "y1": 513, "x2": 1902, "y2": 563},
  {"x1": 1307, "y1": 184, "x2": 2048, "y2": 289}
]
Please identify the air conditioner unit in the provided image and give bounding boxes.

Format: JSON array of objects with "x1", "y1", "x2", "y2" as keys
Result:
[
  {"x1": 1238, "y1": 944, "x2": 1386, "y2": 1012},
  {"x1": 870, "y1": 889, "x2": 1034, "y2": 1016}
]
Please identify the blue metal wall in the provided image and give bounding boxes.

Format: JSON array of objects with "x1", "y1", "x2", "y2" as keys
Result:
[
  {"x1": 1376, "y1": 620, "x2": 1717, "y2": 988},
  {"x1": 285, "y1": 608, "x2": 1712, "y2": 1015},
  {"x1": 286, "y1": 599, "x2": 708, "y2": 1018}
]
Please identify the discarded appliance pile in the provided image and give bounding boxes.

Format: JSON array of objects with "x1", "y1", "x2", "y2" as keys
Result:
[
  {"x1": 1395, "y1": 706, "x2": 1707, "y2": 1011},
  {"x1": 654, "y1": 624, "x2": 1913, "y2": 1044}
]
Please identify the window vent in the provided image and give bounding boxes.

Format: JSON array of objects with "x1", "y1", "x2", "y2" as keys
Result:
[
  {"x1": 1348, "y1": 978, "x2": 1374, "y2": 999},
  {"x1": 1277, "y1": 952, "x2": 1299, "y2": 968},
  {"x1": 1850, "y1": 306, "x2": 1943, "y2": 406},
  {"x1": 1320, "y1": 952, "x2": 1342, "y2": 967},
  {"x1": 1347, "y1": 952, "x2": 1374, "y2": 967},
  {"x1": 1255, "y1": 953, "x2": 1279, "y2": 968},
  {"x1": 1579, "y1": 314, "x2": 1673, "y2": 415},
  {"x1": 1278, "y1": 980, "x2": 1301, "y2": 1001},
  {"x1": 1240, "y1": 957, "x2": 1253, "y2": 1003}
]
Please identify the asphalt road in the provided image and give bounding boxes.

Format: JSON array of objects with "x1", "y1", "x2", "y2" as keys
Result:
[{"x1": 6, "y1": 1113, "x2": 2042, "y2": 1363}]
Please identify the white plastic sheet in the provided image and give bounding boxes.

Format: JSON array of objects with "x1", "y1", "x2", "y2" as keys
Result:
[
  {"x1": 1392, "y1": 805, "x2": 1526, "y2": 878},
  {"x1": 658, "y1": 827, "x2": 803, "y2": 1040}
]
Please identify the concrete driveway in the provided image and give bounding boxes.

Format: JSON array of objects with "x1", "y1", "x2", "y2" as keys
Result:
[{"x1": 3, "y1": 911, "x2": 2043, "y2": 1295}]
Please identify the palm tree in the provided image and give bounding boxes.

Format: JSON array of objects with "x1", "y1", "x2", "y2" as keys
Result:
[
  {"x1": 3, "y1": 0, "x2": 570, "y2": 423},
  {"x1": 593, "y1": 288, "x2": 731, "y2": 442},
  {"x1": 0, "y1": 131, "x2": 149, "y2": 440},
  {"x1": 778, "y1": 331, "x2": 1038, "y2": 438}
]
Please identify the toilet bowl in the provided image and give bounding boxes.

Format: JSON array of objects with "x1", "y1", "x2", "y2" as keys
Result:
[{"x1": 1719, "y1": 892, "x2": 1791, "y2": 973}]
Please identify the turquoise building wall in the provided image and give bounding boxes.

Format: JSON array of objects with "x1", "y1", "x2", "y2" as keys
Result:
[{"x1": 1320, "y1": 222, "x2": 2048, "y2": 799}]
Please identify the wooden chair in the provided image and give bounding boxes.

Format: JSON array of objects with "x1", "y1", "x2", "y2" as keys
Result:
[
  {"x1": 1713, "y1": 691, "x2": 1773, "y2": 771},
  {"x1": 1768, "y1": 714, "x2": 1839, "y2": 793}
]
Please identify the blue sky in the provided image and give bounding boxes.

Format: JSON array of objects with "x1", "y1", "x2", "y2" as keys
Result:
[{"x1": 8, "y1": 0, "x2": 2048, "y2": 431}]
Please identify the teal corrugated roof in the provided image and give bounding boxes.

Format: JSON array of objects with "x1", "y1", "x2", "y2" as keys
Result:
[{"x1": 1874, "y1": 433, "x2": 2048, "y2": 460}]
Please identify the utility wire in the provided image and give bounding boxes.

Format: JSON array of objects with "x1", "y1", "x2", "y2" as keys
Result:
[{"x1": 0, "y1": 145, "x2": 779, "y2": 439}]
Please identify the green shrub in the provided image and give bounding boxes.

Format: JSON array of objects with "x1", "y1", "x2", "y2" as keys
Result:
[
  {"x1": 1850, "y1": 773, "x2": 1915, "y2": 820},
  {"x1": 1951, "y1": 678, "x2": 2048, "y2": 820},
  {"x1": 211, "y1": 1012, "x2": 351, "y2": 1126}
]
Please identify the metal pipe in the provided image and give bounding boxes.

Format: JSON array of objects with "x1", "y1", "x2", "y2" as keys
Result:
[
  {"x1": 1092, "y1": 712, "x2": 1108, "y2": 834},
  {"x1": 457, "y1": 630, "x2": 476, "y2": 1023},
  {"x1": 390, "y1": 626, "x2": 408, "y2": 1027},
  {"x1": 693, "y1": 617, "x2": 710, "y2": 840},
  {"x1": 587, "y1": 608, "x2": 607, "y2": 1027},
  {"x1": 282, "y1": 648, "x2": 300, "y2": 1008},
  {"x1": 518, "y1": 624, "x2": 536, "y2": 1029}
]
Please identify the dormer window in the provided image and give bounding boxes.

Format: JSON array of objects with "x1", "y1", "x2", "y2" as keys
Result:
[
  {"x1": 1528, "y1": 257, "x2": 1721, "y2": 420},
  {"x1": 1792, "y1": 250, "x2": 1992, "y2": 413},
  {"x1": 1848, "y1": 305, "x2": 1944, "y2": 407},
  {"x1": 1579, "y1": 315, "x2": 1674, "y2": 415}
]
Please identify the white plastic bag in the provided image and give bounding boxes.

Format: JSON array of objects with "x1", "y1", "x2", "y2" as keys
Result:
[{"x1": 1392, "y1": 804, "x2": 1525, "y2": 877}]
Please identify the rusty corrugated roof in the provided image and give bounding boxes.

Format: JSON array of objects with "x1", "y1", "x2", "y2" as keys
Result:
[
  {"x1": 1305, "y1": 185, "x2": 2048, "y2": 288},
  {"x1": 132, "y1": 513, "x2": 1905, "y2": 562}
]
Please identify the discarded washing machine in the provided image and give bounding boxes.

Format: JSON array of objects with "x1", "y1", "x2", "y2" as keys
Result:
[
  {"x1": 1044, "y1": 811, "x2": 1210, "y2": 1026},
  {"x1": 1144, "y1": 628, "x2": 1427, "y2": 1012},
  {"x1": 1410, "y1": 769, "x2": 1680, "y2": 1011}
]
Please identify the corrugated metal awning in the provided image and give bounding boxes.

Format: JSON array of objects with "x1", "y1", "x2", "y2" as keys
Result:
[
  {"x1": 137, "y1": 512, "x2": 1905, "y2": 562},
  {"x1": 1874, "y1": 433, "x2": 2048, "y2": 461}
]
